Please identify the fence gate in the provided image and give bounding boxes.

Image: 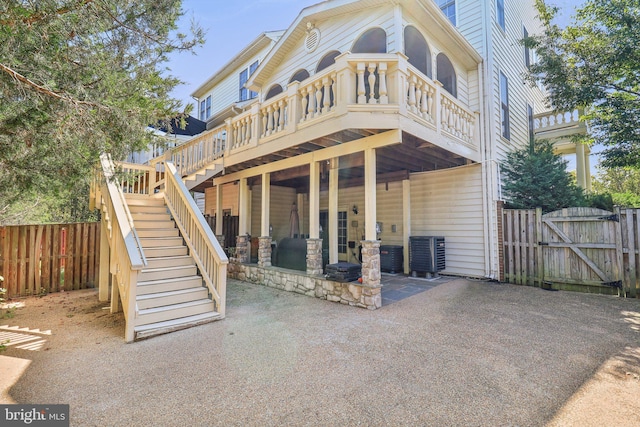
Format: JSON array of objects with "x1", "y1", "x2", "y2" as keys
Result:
[
  {"x1": 503, "y1": 207, "x2": 639, "y2": 297},
  {"x1": 540, "y1": 208, "x2": 621, "y2": 292}
]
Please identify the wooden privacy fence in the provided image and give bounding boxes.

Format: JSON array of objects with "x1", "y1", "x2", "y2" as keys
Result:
[
  {"x1": 0, "y1": 222, "x2": 100, "y2": 297},
  {"x1": 502, "y1": 207, "x2": 639, "y2": 297}
]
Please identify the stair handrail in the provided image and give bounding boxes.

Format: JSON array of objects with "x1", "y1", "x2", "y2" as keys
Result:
[
  {"x1": 163, "y1": 161, "x2": 228, "y2": 317},
  {"x1": 99, "y1": 154, "x2": 147, "y2": 268}
]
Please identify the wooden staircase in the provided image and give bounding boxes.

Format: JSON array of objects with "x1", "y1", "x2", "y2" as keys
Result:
[{"x1": 125, "y1": 195, "x2": 221, "y2": 340}]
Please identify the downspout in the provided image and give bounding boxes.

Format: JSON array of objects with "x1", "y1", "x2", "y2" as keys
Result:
[{"x1": 480, "y1": 0, "x2": 499, "y2": 279}]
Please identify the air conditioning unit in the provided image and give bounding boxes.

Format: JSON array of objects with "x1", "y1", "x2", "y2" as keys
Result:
[{"x1": 409, "y1": 236, "x2": 445, "y2": 276}]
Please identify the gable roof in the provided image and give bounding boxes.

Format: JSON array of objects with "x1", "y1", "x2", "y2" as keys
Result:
[
  {"x1": 247, "y1": 0, "x2": 483, "y2": 91},
  {"x1": 191, "y1": 30, "x2": 285, "y2": 99}
]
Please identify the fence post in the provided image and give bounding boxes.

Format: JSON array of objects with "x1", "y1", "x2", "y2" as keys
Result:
[
  {"x1": 626, "y1": 209, "x2": 638, "y2": 298},
  {"x1": 535, "y1": 207, "x2": 543, "y2": 288},
  {"x1": 614, "y1": 206, "x2": 624, "y2": 296}
]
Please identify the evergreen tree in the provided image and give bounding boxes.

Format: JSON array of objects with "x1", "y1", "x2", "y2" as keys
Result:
[
  {"x1": 0, "y1": 0, "x2": 203, "y2": 220},
  {"x1": 502, "y1": 140, "x2": 584, "y2": 212}
]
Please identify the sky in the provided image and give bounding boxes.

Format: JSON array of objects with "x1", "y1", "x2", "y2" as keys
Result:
[{"x1": 167, "y1": 0, "x2": 585, "y2": 110}]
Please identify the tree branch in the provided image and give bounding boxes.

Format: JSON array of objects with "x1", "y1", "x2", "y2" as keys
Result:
[
  {"x1": 0, "y1": 62, "x2": 105, "y2": 109},
  {"x1": 0, "y1": 0, "x2": 94, "y2": 27}
]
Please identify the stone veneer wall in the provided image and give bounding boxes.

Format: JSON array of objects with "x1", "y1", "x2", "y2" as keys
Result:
[{"x1": 227, "y1": 261, "x2": 382, "y2": 310}]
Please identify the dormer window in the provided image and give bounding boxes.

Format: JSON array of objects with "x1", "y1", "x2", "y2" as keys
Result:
[{"x1": 239, "y1": 60, "x2": 259, "y2": 102}]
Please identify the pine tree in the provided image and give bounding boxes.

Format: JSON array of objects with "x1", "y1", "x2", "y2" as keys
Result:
[
  {"x1": 0, "y1": 1, "x2": 204, "y2": 219},
  {"x1": 502, "y1": 140, "x2": 584, "y2": 212}
]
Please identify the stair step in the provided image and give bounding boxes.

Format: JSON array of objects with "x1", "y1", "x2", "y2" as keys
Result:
[
  {"x1": 144, "y1": 246, "x2": 188, "y2": 258},
  {"x1": 134, "y1": 311, "x2": 222, "y2": 341},
  {"x1": 124, "y1": 195, "x2": 165, "y2": 206},
  {"x1": 139, "y1": 265, "x2": 197, "y2": 282},
  {"x1": 135, "y1": 299, "x2": 215, "y2": 326},
  {"x1": 136, "y1": 228, "x2": 180, "y2": 238},
  {"x1": 137, "y1": 276, "x2": 202, "y2": 295},
  {"x1": 132, "y1": 212, "x2": 172, "y2": 222},
  {"x1": 128, "y1": 205, "x2": 169, "y2": 215},
  {"x1": 145, "y1": 255, "x2": 194, "y2": 269},
  {"x1": 136, "y1": 287, "x2": 209, "y2": 310},
  {"x1": 140, "y1": 236, "x2": 184, "y2": 248},
  {"x1": 133, "y1": 220, "x2": 176, "y2": 229}
]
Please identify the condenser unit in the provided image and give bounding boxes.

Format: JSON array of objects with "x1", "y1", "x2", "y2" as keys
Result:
[{"x1": 409, "y1": 236, "x2": 445, "y2": 276}]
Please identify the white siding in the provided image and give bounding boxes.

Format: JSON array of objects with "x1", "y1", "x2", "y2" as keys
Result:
[
  {"x1": 265, "y1": 5, "x2": 397, "y2": 95},
  {"x1": 410, "y1": 164, "x2": 486, "y2": 277},
  {"x1": 197, "y1": 45, "x2": 274, "y2": 121}
]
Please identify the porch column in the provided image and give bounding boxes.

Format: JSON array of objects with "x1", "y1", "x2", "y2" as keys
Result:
[
  {"x1": 361, "y1": 148, "x2": 381, "y2": 289},
  {"x1": 584, "y1": 145, "x2": 592, "y2": 191},
  {"x1": 307, "y1": 160, "x2": 323, "y2": 274},
  {"x1": 215, "y1": 184, "x2": 223, "y2": 236},
  {"x1": 576, "y1": 143, "x2": 587, "y2": 189},
  {"x1": 402, "y1": 179, "x2": 411, "y2": 275},
  {"x1": 236, "y1": 178, "x2": 250, "y2": 263},
  {"x1": 259, "y1": 173, "x2": 272, "y2": 267},
  {"x1": 329, "y1": 158, "x2": 339, "y2": 264}
]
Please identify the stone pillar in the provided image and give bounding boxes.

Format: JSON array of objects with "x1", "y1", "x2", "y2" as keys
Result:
[
  {"x1": 258, "y1": 236, "x2": 272, "y2": 267},
  {"x1": 306, "y1": 238, "x2": 323, "y2": 275},
  {"x1": 235, "y1": 234, "x2": 249, "y2": 263},
  {"x1": 360, "y1": 240, "x2": 381, "y2": 287}
]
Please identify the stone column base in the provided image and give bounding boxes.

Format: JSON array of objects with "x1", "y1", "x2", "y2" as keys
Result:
[
  {"x1": 360, "y1": 240, "x2": 381, "y2": 287},
  {"x1": 258, "y1": 236, "x2": 272, "y2": 267},
  {"x1": 235, "y1": 234, "x2": 249, "y2": 264},
  {"x1": 306, "y1": 238, "x2": 323, "y2": 275}
]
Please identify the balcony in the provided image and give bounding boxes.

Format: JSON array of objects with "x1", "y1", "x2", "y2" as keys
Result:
[
  {"x1": 534, "y1": 109, "x2": 591, "y2": 190},
  {"x1": 165, "y1": 52, "x2": 481, "y2": 183}
]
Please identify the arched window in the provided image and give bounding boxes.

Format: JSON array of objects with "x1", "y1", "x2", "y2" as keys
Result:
[
  {"x1": 404, "y1": 26, "x2": 432, "y2": 78},
  {"x1": 316, "y1": 51, "x2": 341, "y2": 72},
  {"x1": 352, "y1": 28, "x2": 387, "y2": 53},
  {"x1": 436, "y1": 53, "x2": 457, "y2": 97},
  {"x1": 265, "y1": 84, "x2": 283, "y2": 100},
  {"x1": 289, "y1": 69, "x2": 310, "y2": 84}
]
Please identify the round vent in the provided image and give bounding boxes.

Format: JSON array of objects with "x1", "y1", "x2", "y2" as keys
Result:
[{"x1": 305, "y1": 28, "x2": 320, "y2": 53}]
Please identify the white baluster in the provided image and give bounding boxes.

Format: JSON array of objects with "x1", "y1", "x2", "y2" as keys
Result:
[
  {"x1": 308, "y1": 84, "x2": 317, "y2": 118},
  {"x1": 408, "y1": 75, "x2": 417, "y2": 112},
  {"x1": 330, "y1": 72, "x2": 337, "y2": 110},
  {"x1": 357, "y1": 63, "x2": 366, "y2": 104},
  {"x1": 378, "y1": 62, "x2": 388, "y2": 104},
  {"x1": 322, "y1": 77, "x2": 331, "y2": 113},
  {"x1": 300, "y1": 87, "x2": 309, "y2": 122},
  {"x1": 273, "y1": 105, "x2": 280, "y2": 133},
  {"x1": 415, "y1": 83, "x2": 423, "y2": 116},
  {"x1": 315, "y1": 81, "x2": 323, "y2": 116},
  {"x1": 368, "y1": 63, "x2": 377, "y2": 104}
]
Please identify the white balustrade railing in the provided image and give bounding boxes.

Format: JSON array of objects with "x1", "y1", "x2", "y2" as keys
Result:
[
  {"x1": 406, "y1": 68, "x2": 437, "y2": 124},
  {"x1": 118, "y1": 162, "x2": 159, "y2": 195},
  {"x1": 440, "y1": 92, "x2": 476, "y2": 144},
  {"x1": 164, "y1": 161, "x2": 228, "y2": 316},
  {"x1": 230, "y1": 111, "x2": 253, "y2": 150},
  {"x1": 97, "y1": 154, "x2": 147, "y2": 342},
  {"x1": 260, "y1": 92, "x2": 289, "y2": 138},
  {"x1": 299, "y1": 69, "x2": 337, "y2": 122},
  {"x1": 151, "y1": 52, "x2": 480, "y2": 170},
  {"x1": 534, "y1": 109, "x2": 581, "y2": 131}
]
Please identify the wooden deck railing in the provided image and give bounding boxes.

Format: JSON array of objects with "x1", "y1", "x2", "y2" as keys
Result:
[
  {"x1": 97, "y1": 154, "x2": 147, "y2": 342},
  {"x1": 152, "y1": 52, "x2": 480, "y2": 174},
  {"x1": 164, "y1": 162, "x2": 228, "y2": 316}
]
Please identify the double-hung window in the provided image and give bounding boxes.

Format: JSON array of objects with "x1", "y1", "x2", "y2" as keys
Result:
[
  {"x1": 239, "y1": 60, "x2": 259, "y2": 102},
  {"x1": 199, "y1": 95, "x2": 212, "y2": 121},
  {"x1": 438, "y1": 0, "x2": 456, "y2": 26},
  {"x1": 497, "y1": 0, "x2": 505, "y2": 30},
  {"x1": 500, "y1": 72, "x2": 510, "y2": 140}
]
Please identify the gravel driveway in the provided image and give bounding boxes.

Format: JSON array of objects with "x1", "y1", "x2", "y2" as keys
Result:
[{"x1": 1, "y1": 278, "x2": 639, "y2": 426}]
